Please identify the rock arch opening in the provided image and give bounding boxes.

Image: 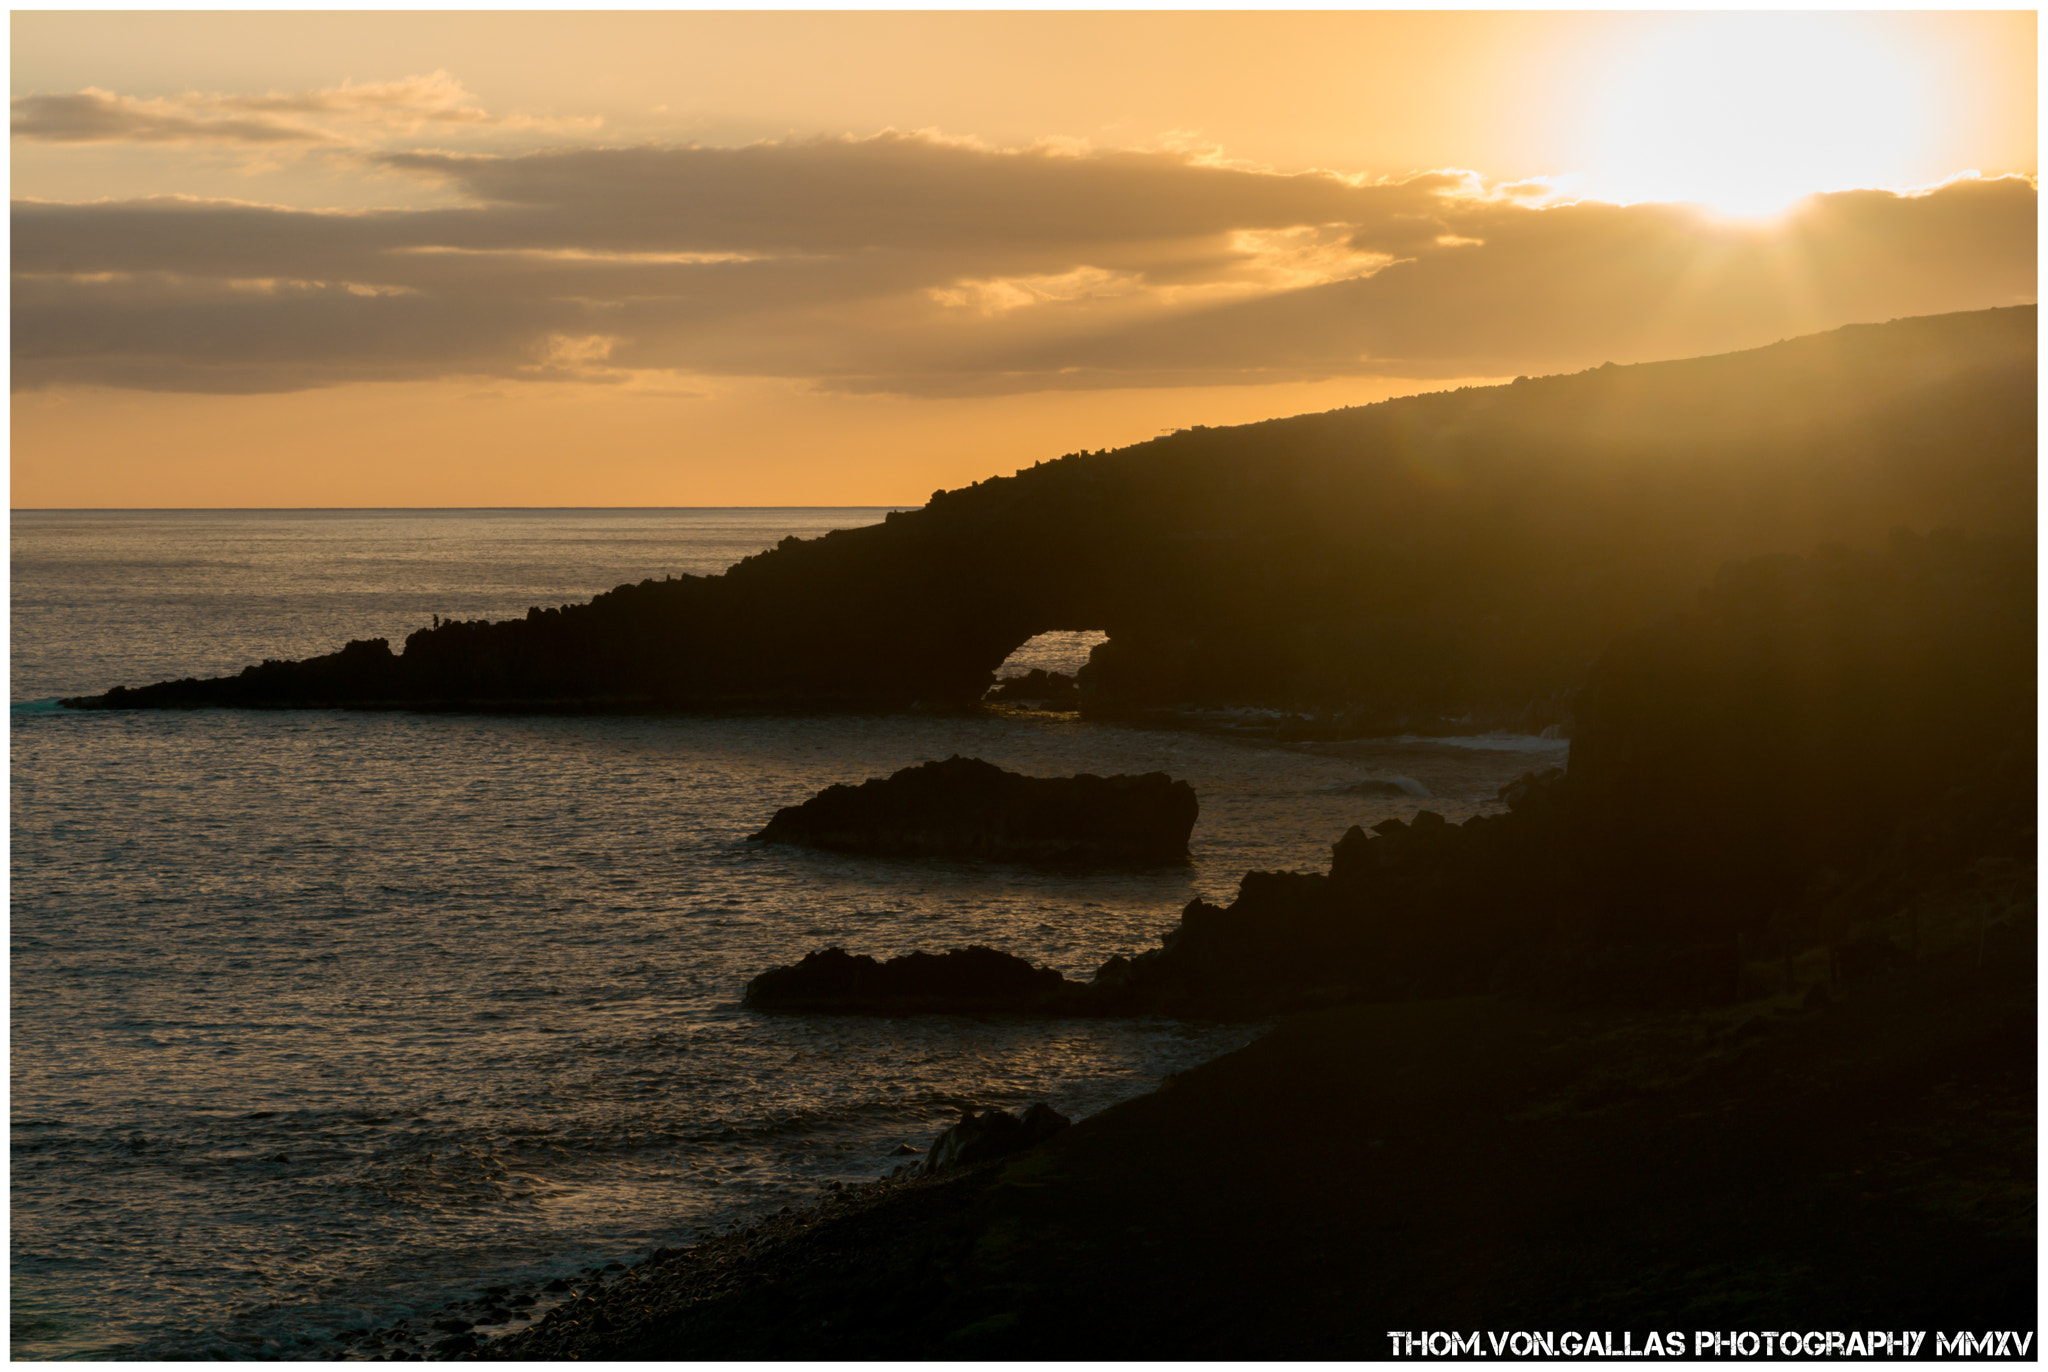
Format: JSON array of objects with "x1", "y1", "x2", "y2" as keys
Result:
[
  {"x1": 984, "y1": 629, "x2": 1108, "y2": 708},
  {"x1": 992, "y1": 629, "x2": 1108, "y2": 680}
]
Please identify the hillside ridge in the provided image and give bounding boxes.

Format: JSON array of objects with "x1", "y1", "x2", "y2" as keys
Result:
[{"x1": 64, "y1": 305, "x2": 2036, "y2": 723}]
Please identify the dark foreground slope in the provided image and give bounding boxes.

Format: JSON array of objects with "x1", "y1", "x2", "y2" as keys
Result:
[
  {"x1": 477, "y1": 962, "x2": 2031, "y2": 1359},
  {"x1": 67, "y1": 306, "x2": 2034, "y2": 723}
]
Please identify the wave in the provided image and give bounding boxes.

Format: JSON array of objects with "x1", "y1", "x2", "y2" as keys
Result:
[
  {"x1": 1392, "y1": 732, "x2": 1572, "y2": 753},
  {"x1": 1327, "y1": 775, "x2": 1432, "y2": 799}
]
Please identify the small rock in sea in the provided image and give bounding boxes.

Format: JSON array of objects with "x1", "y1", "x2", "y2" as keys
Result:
[
  {"x1": 749, "y1": 755, "x2": 1198, "y2": 864},
  {"x1": 543, "y1": 1277, "x2": 574, "y2": 1292},
  {"x1": 892, "y1": 1143, "x2": 922, "y2": 1155},
  {"x1": 431, "y1": 1333, "x2": 477, "y2": 1355},
  {"x1": 432, "y1": 1317, "x2": 472, "y2": 1334},
  {"x1": 603, "y1": 1262, "x2": 625, "y2": 1272}
]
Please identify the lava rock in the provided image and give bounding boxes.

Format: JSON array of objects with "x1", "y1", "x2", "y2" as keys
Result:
[
  {"x1": 744, "y1": 945, "x2": 1079, "y2": 1014},
  {"x1": 987, "y1": 669, "x2": 1082, "y2": 710},
  {"x1": 917, "y1": 1102, "x2": 1072, "y2": 1175},
  {"x1": 749, "y1": 755, "x2": 1197, "y2": 864}
]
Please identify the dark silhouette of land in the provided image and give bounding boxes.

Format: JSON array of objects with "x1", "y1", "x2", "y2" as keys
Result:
[
  {"x1": 465, "y1": 528, "x2": 2032, "y2": 1361},
  {"x1": 474, "y1": 969, "x2": 2031, "y2": 1360},
  {"x1": 64, "y1": 306, "x2": 2034, "y2": 729},
  {"x1": 62, "y1": 304, "x2": 2033, "y2": 1358},
  {"x1": 748, "y1": 531, "x2": 2032, "y2": 1022}
]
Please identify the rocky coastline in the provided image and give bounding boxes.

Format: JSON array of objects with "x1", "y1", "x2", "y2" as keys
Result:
[
  {"x1": 58, "y1": 309, "x2": 2034, "y2": 729},
  {"x1": 52, "y1": 310, "x2": 2033, "y2": 1357},
  {"x1": 455, "y1": 950, "x2": 2031, "y2": 1361},
  {"x1": 408, "y1": 526, "x2": 2036, "y2": 1359},
  {"x1": 748, "y1": 531, "x2": 2034, "y2": 1024}
]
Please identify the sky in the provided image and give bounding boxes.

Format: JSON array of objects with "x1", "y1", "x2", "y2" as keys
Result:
[{"x1": 9, "y1": 10, "x2": 2038, "y2": 508}]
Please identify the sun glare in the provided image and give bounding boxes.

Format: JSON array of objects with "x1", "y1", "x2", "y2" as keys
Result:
[{"x1": 1581, "y1": 14, "x2": 1936, "y2": 218}]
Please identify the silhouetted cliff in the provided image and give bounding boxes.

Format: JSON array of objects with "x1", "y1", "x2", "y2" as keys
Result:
[
  {"x1": 1086, "y1": 529, "x2": 2035, "y2": 1017},
  {"x1": 66, "y1": 306, "x2": 2034, "y2": 721},
  {"x1": 744, "y1": 530, "x2": 2033, "y2": 1020}
]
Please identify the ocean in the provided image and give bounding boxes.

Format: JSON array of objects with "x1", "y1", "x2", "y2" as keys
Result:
[{"x1": 10, "y1": 508, "x2": 1568, "y2": 1359}]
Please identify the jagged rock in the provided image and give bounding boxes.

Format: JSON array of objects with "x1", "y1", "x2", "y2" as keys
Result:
[
  {"x1": 743, "y1": 945, "x2": 1079, "y2": 1013},
  {"x1": 749, "y1": 756, "x2": 1197, "y2": 864},
  {"x1": 917, "y1": 1103, "x2": 1071, "y2": 1175},
  {"x1": 1498, "y1": 766, "x2": 1566, "y2": 812}
]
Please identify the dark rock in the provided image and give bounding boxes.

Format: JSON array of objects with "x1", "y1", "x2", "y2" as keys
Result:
[
  {"x1": 750, "y1": 756, "x2": 1197, "y2": 865},
  {"x1": 744, "y1": 944, "x2": 1079, "y2": 1014},
  {"x1": 1064, "y1": 532, "x2": 2033, "y2": 1020},
  {"x1": 918, "y1": 1103, "x2": 1072, "y2": 1175},
  {"x1": 1833, "y1": 932, "x2": 1915, "y2": 986},
  {"x1": 1498, "y1": 766, "x2": 1565, "y2": 812},
  {"x1": 431, "y1": 1333, "x2": 478, "y2": 1355},
  {"x1": 987, "y1": 669, "x2": 1082, "y2": 710}
]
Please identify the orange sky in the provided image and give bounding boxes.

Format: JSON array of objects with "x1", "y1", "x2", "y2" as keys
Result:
[{"x1": 10, "y1": 10, "x2": 2037, "y2": 508}]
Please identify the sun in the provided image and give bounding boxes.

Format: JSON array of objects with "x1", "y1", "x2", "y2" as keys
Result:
[{"x1": 1577, "y1": 13, "x2": 1937, "y2": 218}]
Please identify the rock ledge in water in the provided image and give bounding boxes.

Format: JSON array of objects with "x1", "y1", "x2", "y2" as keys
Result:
[
  {"x1": 744, "y1": 945, "x2": 1079, "y2": 1014},
  {"x1": 748, "y1": 755, "x2": 1197, "y2": 864}
]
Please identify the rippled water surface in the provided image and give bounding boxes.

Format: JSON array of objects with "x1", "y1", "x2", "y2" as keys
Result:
[{"x1": 11, "y1": 509, "x2": 1567, "y2": 1358}]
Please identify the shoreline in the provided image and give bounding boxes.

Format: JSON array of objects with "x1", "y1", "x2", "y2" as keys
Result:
[{"x1": 448, "y1": 944, "x2": 2031, "y2": 1360}]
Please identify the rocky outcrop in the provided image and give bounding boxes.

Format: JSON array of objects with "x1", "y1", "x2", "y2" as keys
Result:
[
  {"x1": 743, "y1": 946, "x2": 1080, "y2": 1014},
  {"x1": 63, "y1": 309, "x2": 2035, "y2": 722},
  {"x1": 914, "y1": 1103, "x2": 1071, "y2": 1175},
  {"x1": 747, "y1": 530, "x2": 2034, "y2": 1022},
  {"x1": 749, "y1": 756, "x2": 1198, "y2": 865},
  {"x1": 1083, "y1": 529, "x2": 2035, "y2": 1017}
]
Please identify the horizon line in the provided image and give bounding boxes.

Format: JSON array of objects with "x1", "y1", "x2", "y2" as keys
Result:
[{"x1": 11, "y1": 504, "x2": 922, "y2": 514}]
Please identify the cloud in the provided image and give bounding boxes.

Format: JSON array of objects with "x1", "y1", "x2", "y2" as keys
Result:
[
  {"x1": 9, "y1": 130, "x2": 2035, "y2": 395},
  {"x1": 11, "y1": 89, "x2": 340, "y2": 145},
  {"x1": 978, "y1": 174, "x2": 2037, "y2": 386},
  {"x1": 10, "y1": 72, "x2": 597, "y2": 148}
]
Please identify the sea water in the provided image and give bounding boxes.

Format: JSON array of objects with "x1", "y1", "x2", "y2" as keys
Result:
[{"x1": 10, "y1": 509, "x2": 1568, "y2": 1359}]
